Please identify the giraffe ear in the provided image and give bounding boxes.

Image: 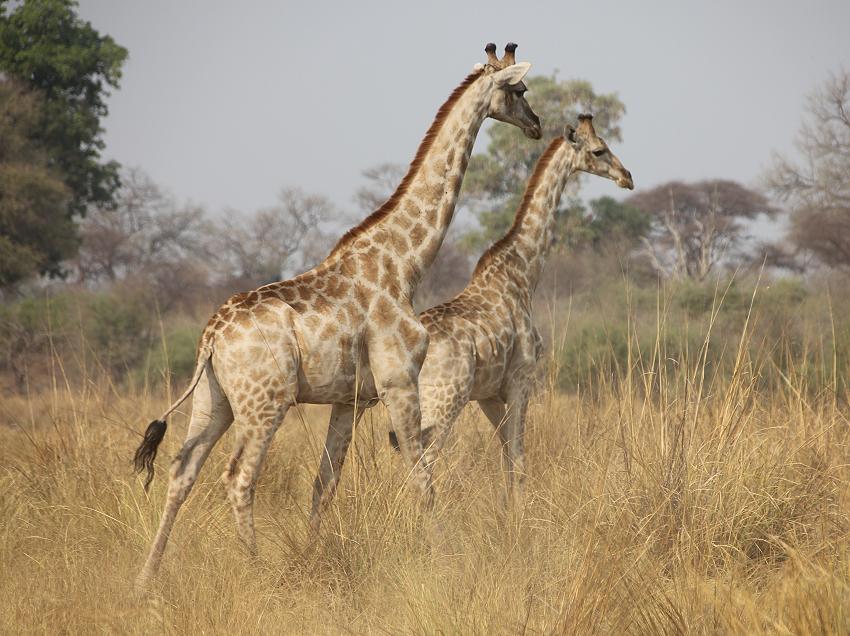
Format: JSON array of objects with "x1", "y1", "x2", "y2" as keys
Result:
[
  {"x1": 565, "y1": 125, "x2": 579, "y2": 146},
  {"x1": 491, "y1": 62, "x2": 531, "y2": 87}
]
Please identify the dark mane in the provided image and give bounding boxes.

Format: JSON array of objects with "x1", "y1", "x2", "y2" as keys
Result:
[
  {"x1": 329, "y1": 69, "x2": 484, "y2": 257},
  {"x1": 473, "y1": 136, "x2": 566, "y2": 275}
]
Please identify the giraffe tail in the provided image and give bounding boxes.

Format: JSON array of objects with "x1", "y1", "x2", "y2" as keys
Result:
[
  {"x1": 388, "y1": 430, "x2": 400, "y2": 451},
  {"x1": 133, "y1": 344, "x2": 213, "y2": 491}
]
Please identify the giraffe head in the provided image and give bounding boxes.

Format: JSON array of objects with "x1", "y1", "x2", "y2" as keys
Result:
[
  {"x1": 477, "y1": 42, "x2": 542, "y2": 139},
  {"x1": 566, "y1": 114, "x2": 634, "y2": 189}
]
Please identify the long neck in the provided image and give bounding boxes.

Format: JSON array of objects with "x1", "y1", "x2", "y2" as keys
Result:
[
  {"x1": 473, "y1": 138, "x2": 576, "y2": 293},
  {"x1": 328, "y1": 72, "x2": 490, "y2": 292}
]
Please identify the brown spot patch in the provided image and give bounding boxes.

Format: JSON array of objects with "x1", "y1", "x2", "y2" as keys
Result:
[
  {"x1": 353, "y1": 283, "x2": 371, "y2": 311},
  {"x1": 373, "y1": 296, "x2": 396, "y2": 328},
  {"x1": 398, "y1": 319, "x2": 423, "y2": 351},
  {"x1": 280, "y1": 286, "x2": 297, "y2": 302},
  {"x1": 345, "y1": 302, "x2": 361, "y2": 324},
  {"x1": 381, "y1": 258, "x2": 400, "y2": 298},
  {"x1": 361, "y1": 255, "x2": 379, "y2": 284},
  {"x1": 387, "y1": 229, "x2": 408, "y2": 254},
  {"x1": 325, "y1": 276, "x2": 350, "y2": 299},
  {"x1": 320, "y1": 322, "x2": 338, "y2": 340},
  {"x1": 410, "y1": 223, "x2": 428, "y2": 247},
  {"x1": 297, "y1": 285, "x2": 313, "y2": 301},
  {"x1": 313, "y1": 293, "x2": 332, "y2": 314}
]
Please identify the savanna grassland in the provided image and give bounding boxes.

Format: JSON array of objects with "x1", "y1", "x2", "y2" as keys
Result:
[{"x1": 2, "y1": 280, "x2": 850, "y2": 635}]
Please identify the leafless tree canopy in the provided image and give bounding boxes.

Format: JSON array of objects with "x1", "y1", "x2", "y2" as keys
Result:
[
  {"x1": 213, "y1": 188, "x2": 334, "y2": 288},
  {"x1": 765, "y1": 70, "x2": 850, "y2": 268},
  {"x1": 75, "y1": 168, "x2": 209, "y2": 284},
  {"x1": 75, "y1": 171, "x2": 336, "y2": 302},
  {"x1": 354, "y1": 163, "x2": 407, "y2": 215},
  {"x1": 628, "y1": 180, "x2": 775, "y2": 281}
]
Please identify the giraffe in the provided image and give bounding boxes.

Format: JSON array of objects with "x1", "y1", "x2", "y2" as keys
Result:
[
  {"x1": 312, "y1": 115, "x2": 632, "y2": 523},
  {"x1": 132, "y1": 42, "x2": 542, "y2": 587}
]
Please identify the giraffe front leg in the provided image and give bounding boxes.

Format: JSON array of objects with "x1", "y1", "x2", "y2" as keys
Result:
[
  {"x1": 419, "y1": 376, "x2": 472, "y2": 476},
  {"x1": 369, "y1": 319, "x2": 434, "y2": 511},
  {"x1": 381, "y1": 381, "x2": 434, "y2": 510},
  {"x1": 499, "y1": 382, "x2": 531, "y2": 503},
  {"x1": 478, "y1": 397, "x2": 515, "y2": 502},
  {"x1": 486, "y1": 378, "x2": 531, "y2": 503},
  {"x1": 309, "y1": 403, "x2": 365, "y2": 533}
]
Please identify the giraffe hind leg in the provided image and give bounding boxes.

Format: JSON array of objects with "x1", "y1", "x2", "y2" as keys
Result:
[
  {"x1": 226, "y1": 400, "x2": 292, "y2": 555},
  {"x1": 136, "y1": 361, "x2": 233, "y2": 589}
]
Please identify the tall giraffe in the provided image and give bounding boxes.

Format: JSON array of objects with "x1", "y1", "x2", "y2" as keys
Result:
[
  {"x1": 132, "y1": 43, "x2": 541, "y2": 587},
  {"x1": 314, "y1": 115, "x2": 632, "y2": 521}
]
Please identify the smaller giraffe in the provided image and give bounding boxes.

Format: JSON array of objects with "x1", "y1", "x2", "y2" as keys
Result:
[{"x1": 383, "y1": 114, "x2": 634, "y2": 499}]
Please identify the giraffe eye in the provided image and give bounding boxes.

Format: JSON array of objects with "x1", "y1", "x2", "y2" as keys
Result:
[{"x1": 592, "y1": 149, "x2": 606, "y2": 158}]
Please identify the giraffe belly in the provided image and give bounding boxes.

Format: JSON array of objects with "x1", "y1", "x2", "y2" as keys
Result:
[
  {"x1": 469, "y1": 359, "x2": 509, "y2": 401},
  {"x1": 294, "y1": 331, "x2": 378, "y2": 405},
  {"x1": 469, "y1": 335, "x2": 512, "y2": 401}
]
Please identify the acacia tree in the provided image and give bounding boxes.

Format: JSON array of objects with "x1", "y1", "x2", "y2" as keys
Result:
[
  {"x1": 628, "y1": 180, "x2": 775, "y2": 281},
  {"x1": 764, "y1": 70, "x2": 850, "y2": 269},
  {"x1": 460, "y1": 74, "x2": 626, "y2": 250}
]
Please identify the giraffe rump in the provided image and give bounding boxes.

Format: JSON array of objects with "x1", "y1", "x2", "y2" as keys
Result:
[{"x1": 133, "y1": 419, "x2": 168, "y2": 490}]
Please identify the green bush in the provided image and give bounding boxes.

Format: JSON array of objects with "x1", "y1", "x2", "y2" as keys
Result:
[
  {"x1": 141, "y1": 324, "x2": 202, "y2": 386},
  {"x1": 674, "y1": 279, "x2": 746, "y2": 318},
  {"x1": 85, "y1": 288, "x2": 156, "y2": 377}
]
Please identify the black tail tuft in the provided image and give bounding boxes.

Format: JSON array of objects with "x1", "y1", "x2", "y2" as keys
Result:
[
  {"x1": 388, "y1": 430, "x2": 400, "y2": 451},
  {"x1": 133, "y1": 419, "x2": 168, "y2": 491}
]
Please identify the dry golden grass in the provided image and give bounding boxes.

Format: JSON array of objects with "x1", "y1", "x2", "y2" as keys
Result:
[{"x1": 2, "y1": 299, "x2": 850, "y2": 634}]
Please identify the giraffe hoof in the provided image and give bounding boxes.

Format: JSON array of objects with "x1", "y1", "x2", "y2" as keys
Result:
[{"x1": 134, "y1": 571, "x2": 154, "y2": 594}]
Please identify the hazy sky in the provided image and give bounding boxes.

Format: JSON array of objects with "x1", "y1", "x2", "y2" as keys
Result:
[{"x1": 78, "y1": 0, "x2": 850, "y2": 230}]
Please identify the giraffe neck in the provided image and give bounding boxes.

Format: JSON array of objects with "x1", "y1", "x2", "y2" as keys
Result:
[
  {"x1": 327, "y1": 71, "x2": 491, "y2": 294},
  {"x1": 474, "y1": 138, "x2": 576, "y2": 293}
]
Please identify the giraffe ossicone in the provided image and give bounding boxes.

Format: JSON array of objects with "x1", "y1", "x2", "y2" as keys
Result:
[{"x1": 132, "y1": 42, "x2": 542, "y2": 589}]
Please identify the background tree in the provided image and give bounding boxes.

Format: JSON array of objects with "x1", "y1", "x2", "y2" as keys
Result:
[
  {"x1": 0, "y1": 0, "x2": 127, "y2": 224},
  {"x1": 627, "y1": 180, "x2": 775, "y2": 281},
  {"x1": 74, "y1": 168, "x2": 211, "y2": 308},
  {"x1": 460, "y1": 75, "x2": 626, "y2": 250},
  {"x1": 214, "y1": 188, "x2": 334, "y2": 289},
  {"x1": 555, "y1": 195, "x2": 651, "y2": 253},
  {"x1": 764, "y1": 69, "x2": 850, "y2": 269},
  {"x1": 0, "y1": 77, "x2": 74, "y2": 292}
]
